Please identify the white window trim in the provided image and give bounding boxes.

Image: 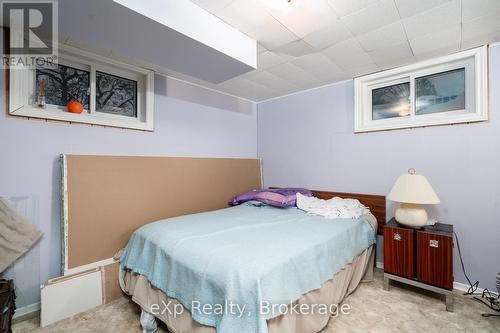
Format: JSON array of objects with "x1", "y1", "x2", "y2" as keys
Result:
[
  {"x1": 9, "y1": 44, "x2": 155, "y2": 131},
  {"x1": 354, "y1": 46, "x2": 488, "y2": 133}
]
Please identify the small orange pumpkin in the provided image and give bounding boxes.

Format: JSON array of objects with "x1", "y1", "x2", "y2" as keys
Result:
[{"x1": 67, "y1": 100, "x2": 84, "y2": 114}]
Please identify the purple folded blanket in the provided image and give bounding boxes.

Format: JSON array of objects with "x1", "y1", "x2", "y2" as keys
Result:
[{"x1": 229, "y1": 188, "x2": 313, "y2": 208}]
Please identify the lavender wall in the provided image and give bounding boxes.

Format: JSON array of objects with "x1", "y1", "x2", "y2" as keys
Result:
[
  {"x1": 258, "y1": 44, "x2": 500, "y2": 291},
  {"x1": 0, "y1": 73, "x2": 257, "y2": 292}
]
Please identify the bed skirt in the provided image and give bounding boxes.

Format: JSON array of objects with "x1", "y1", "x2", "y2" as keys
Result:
[{"x1": 120, "y1": 245, "x2": 374, "y2": 333}]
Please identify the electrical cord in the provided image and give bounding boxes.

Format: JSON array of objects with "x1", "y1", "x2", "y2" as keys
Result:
[{"x1": 454, "y1": 231, "x2": 500, "y2": 317}]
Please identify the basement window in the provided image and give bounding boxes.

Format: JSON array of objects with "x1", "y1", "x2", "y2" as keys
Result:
[
  {"x1": 354, "y1": 46, "x2": 488, "y2": 133},
  {"x1": 9, "y1": 45, "x2": 154, "y2": 131},
  {"x1": 36, "y1": 63, "x2": 91, "y2": 110}
]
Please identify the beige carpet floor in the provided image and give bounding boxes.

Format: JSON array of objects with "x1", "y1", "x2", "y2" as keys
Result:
[{"x1": 13, "y1": 270, "x2": 500, "y2": 333}]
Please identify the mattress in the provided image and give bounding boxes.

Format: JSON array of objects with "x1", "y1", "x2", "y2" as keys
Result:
[
  {"x1": 121, "y1": 245, "x2": 374, "y2": 333},
  {"x1": 120, "y1": 203, "x2": 377, "y2": 333}
]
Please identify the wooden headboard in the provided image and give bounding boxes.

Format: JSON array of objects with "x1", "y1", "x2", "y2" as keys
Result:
[
  {"x1": 312, "y1": 190, "x2": 386, "y2": 235},
  {"x1": 269, "y1": 188, "x2": 386, "y2": 235}
]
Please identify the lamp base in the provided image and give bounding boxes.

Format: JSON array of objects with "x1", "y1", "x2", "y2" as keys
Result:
[{"x1": 395, "y1": 203, "x2": 428, "y2": 228}]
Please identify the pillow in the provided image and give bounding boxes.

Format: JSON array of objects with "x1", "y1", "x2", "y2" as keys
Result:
[
  {"x1": 244, "y1": 200, "x2": 268, "y2": 207},
  {"x1": 229, "y1": 188, "x2": 313, "y2": 208}
]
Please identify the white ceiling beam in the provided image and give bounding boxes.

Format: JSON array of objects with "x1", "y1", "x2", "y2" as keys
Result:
[{"x1": 113, "y1": 0, "x2": 257, "y2": 68}]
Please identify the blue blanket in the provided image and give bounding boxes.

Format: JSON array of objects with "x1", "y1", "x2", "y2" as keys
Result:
[{"x1": 120, "y1": 202, "x2": 376, "y2": 333}]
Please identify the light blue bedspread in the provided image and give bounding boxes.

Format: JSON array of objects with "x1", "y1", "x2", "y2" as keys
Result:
[{"x1": 120, "y1": 202, "x2": 376, "y2": 333}]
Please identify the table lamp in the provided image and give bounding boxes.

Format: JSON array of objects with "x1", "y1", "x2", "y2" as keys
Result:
[{"x1": 387, "y1": 168, "x2": 440, "y2": 228}]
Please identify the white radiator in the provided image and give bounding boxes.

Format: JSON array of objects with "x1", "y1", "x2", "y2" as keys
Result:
[{"x1": 40, "y1": 268, "x2": 103, "y2": 327}]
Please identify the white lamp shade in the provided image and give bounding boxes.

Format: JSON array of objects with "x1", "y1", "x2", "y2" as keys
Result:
[{"x1": 387, "y1": 172, "x2": 440, "y2": 204}]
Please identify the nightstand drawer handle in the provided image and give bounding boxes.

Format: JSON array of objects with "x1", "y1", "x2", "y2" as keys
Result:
[
  {"x1": 393, "y1": 233, "x2": 401, "y2": 241},
  {"x1": 430, "y1": 240, "x2": 439, "y2": 248}
]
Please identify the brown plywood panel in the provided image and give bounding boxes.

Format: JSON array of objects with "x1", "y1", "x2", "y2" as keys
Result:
[
  {"x1": 65, "y1": 155, "x2": 261, "y2": 269},
  {"x1": 103, "y1": 262, "x2": 123, "y2": 303}
]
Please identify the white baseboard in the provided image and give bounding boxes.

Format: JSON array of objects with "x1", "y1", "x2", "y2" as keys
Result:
[
  {"x1": 453, "y1": 281, "x2": 499, "y2": 296},
  {"x1": 377, "y1": 261, "x2": 499, "y2": 296},
  {"x1": 13, "y1": 302, "x2": 40, "y2": 319},
  {"x1": 453, "y1": 281, "x2": 473, "y2": 293}
]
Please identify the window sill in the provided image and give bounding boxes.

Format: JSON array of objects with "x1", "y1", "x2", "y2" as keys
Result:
[{"x1": 10, "y1": 105, "x2": 153, "y2": 131}]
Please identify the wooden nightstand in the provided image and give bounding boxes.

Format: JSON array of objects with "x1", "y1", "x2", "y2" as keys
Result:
[{"x1": 383, "y1": 218, "x2": 454, "y2": 311}]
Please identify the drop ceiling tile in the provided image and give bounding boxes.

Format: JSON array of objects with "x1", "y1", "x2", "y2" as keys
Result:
[
  {"x1": 344, "y1": 63, "x2": 380, "y2": 77},
  {"x1": 302, "y1": 19, "x2": 353, "y2": 51},
  {"x1": 356, "y1": 21, "x2": 408, "y2": 51},
  {"x1": 291, "y1": 52, "x2": 333, "y2": 69},
  {"x1": 315, "y1": 69, "x2": 351, "y2": 83},
  {"x1": 296, "y1": 80, "x2": 327, "y2": 92},
  {"x1": 326, "y1": 0, "x2": 379, "y2": 17},
  {"x1": 266, "y1": 62, "x2": 299, "y2": 77},
  {"x1": 293, "y1": 78, "x2": 326, "y2": 90},
  {"x1": 402, "y1": 0, "x2": 461, "y2": 40},
  {"x1": 215, "y1": 77, "x2": 247, "y2": 93},
  {"x1": 409, "y1": 25, "x2": 461, "y2": 59},
  {"x1": 247, "y1": 15, "x2": 298, "y2": 50},
  {"x1": 461, "y1": 29, "x2": 500, "y2": 50},
  {"x1": 367, "y1": 42, "x2": 415, "y2": 68},
  {"x1": 246, "y1": 89, "x2": 280, "y2": 101},
  {"x1": 340, "y1": 0, "x2": 400, "y2": 36},
  {"x1": 243, "y1": 70, "x2": 299, "y2": 92},
  {"x1": 376, "y1": 58, "x2": 415, "y2": 72},
  {"x1": 216, "y1": 0, "x2": 270, "y2": 33},
  {"x1": 292, "y1": 52, "x2": 350, "y2": 82},
  {"x1": 273, "y1": 40, "x2": 315, "y2": 57},
  {"x1": 414, "y1": 44, "x2": 461, "y2": 62},
  {"x1": 394, "y1": 0, "x2": 453, "y2": 18},
  {"x1": 462, "y1": 14, "x2": 500, "y2": 41},
  {"x1": 217, "y1": 76, "x2": 277, "y2": 100},
  {"x1": 258, "y1": 51, "x2": 293, "y2": 69},
  {"x1": 257, "y1": 43, "x2": 267, "y2": 53},
  {"x1": 267, "y1": 62, "x2": 324, "y2": 88},
  {"x1": 190, "y1": 0, "x2": 233, "y2": 14},
  {"x1": 323, "y1": 38, "x2": 376, "y2": 70},
  {"x1": 462, "y1": 0, "x2": 500, "y2": 22},
  {"x1": 268, "y1": 0, "x2": 338, "y2": 38}
]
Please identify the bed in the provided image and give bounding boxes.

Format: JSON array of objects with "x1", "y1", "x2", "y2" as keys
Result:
[{"x1": 119, "y1": 190, "x2": 385, "y2": 333}]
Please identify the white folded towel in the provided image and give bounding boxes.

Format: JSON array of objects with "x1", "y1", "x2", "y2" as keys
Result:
[{"x1": 296, "y1": 193, "x2": 369, "y2": 219}]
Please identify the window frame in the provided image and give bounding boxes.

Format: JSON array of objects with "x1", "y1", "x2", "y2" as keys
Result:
[
  {"x1": 9, "y1": 44, "x2": 155, "y2": 131},
  {"x1": 354, "y1": 46, "x2": 488, "y2": 133}
]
